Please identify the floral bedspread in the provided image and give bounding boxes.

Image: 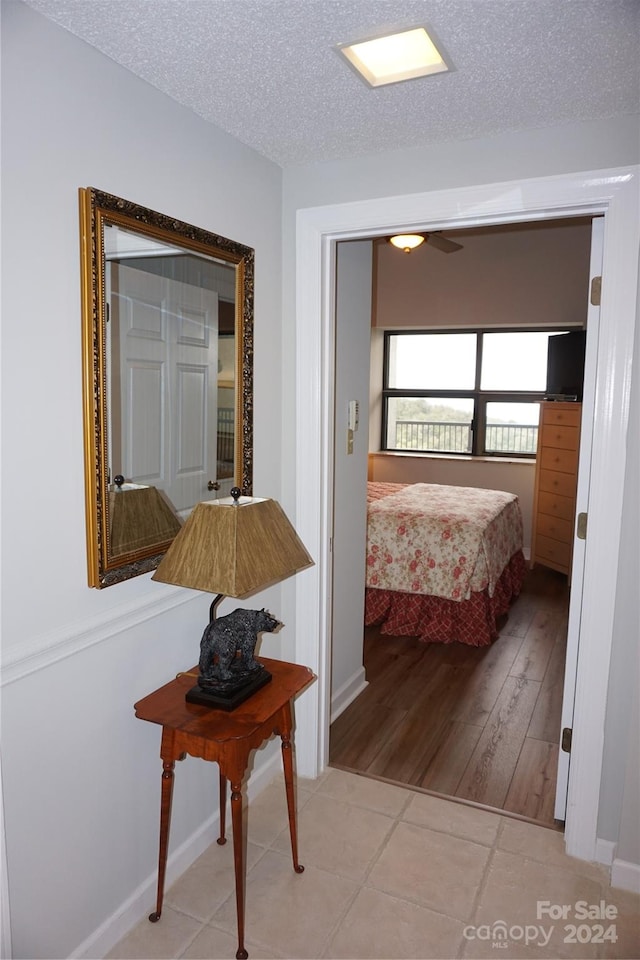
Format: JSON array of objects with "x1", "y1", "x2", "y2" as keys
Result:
[{"x1": 366, "y1": 482, "x2": 523, "y2": 602}]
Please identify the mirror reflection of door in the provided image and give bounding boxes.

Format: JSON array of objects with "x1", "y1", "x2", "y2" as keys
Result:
[
  {"x1": 81, "y1": 190, "x2": 253, "y2": 587},
  {"x1": 108, "y1": 246, "x2": 236, "y2": 517}
]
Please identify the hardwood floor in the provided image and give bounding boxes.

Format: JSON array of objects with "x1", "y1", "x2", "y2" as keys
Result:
[{"x1": 329, "y1": 566, "x2": 569, "y2": 826}]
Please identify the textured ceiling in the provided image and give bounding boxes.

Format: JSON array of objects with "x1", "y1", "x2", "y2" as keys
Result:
[{"x1": 23, "y1": 0, "x2": 640, "y2": 167}]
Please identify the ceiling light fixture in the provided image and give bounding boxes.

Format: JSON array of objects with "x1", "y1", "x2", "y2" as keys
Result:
[
  {"x1": 389, "y1": 234, "x2": 425, "y2": 253},
  {"x1": 338, "y1": 26, "x2": 449, "y2": 88}
]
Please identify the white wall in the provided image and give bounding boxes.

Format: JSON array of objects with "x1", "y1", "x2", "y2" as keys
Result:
[
  {"x1": 282, "y1": 116, "x2": 639, "y2": 870},
  {"x1": 282, "y1": 115, "x2": 639, "y2": 213},
  {"x1": 1, "y1": 4, "x2": 287, "y2": 957}
]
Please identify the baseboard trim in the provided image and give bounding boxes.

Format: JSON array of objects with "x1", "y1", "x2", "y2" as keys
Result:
[
  {"x1": 70, "y1": 751, "x2": 282, "y2": 959},
  {"x1": 330, "y1": 667, "x2": 368, "y2": 723},
  {"x1": 611, "y1": 857, "x2": 640, "y2": 894},
  {"x1": 594, "y1": 837, "x2": 616, "y2": 866}
]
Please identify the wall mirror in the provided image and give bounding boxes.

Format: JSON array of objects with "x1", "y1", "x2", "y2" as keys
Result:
[{"x1": 79, "y1": 187, "x2": 254, "y2": 587}]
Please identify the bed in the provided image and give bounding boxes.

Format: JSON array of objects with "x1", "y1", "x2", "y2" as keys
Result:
[{"x1": 365, "y1": 481, "x2": 526, "y2": 646}]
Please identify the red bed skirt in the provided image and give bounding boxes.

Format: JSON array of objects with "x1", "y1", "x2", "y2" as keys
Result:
[{"x1": 364, "y1": 550, "x2": 527, "y2": 647}]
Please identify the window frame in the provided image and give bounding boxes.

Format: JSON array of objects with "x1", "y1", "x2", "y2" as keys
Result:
[{"x1": 381, "y1": 327, "x2": 571, "y2": 458}]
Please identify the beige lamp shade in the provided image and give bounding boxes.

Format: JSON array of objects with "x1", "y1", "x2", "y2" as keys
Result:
[
  {"x1": 151, "y1": 497, "x2": 313, "y2": 597},
  {"x1": 109, "y1": 484, "x2": 182, "y2": 558}
]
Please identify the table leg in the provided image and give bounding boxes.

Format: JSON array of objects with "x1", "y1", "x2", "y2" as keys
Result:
[
  {"x1": 149, "y1": 759, "x2": 175, "y2": 922},
  {"x1": 280, "y1": 726, "x2": 304, "y2": 874},
  {"x1": 218, "y1": 770, "x2": 227, "y2": 845},
  {"x1": 230, "y1": 779, "x2": 248, "y2": 960}
]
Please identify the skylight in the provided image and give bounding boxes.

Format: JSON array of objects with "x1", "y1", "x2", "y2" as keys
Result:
[{"x1": 338, "y1": 26, "x2": 449, "y2": 88}]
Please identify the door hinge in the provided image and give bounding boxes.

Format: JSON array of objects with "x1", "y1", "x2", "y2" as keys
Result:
[
  {"x1": 576, "y1": 512, "x2": 587, "y2": 540},
  {"x1": 590, "y1": 276, "x2": 602, "y2": 306},
  {"x1": 561, "y1": 727, "x2": 573, "y2": 753}
]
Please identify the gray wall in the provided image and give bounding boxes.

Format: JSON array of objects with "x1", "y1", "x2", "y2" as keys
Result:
[
  {"x1": 374, "y1": 220, "x2": 592, "y2": 329},
  {"x1": 1, "y1": 4, "x2": 286, "y2": 957},
  {"x1": 331, "y1": 241, "x2": 372, "y2": 716},
  {"x1": 598, "y1": 262, "x2": 640, "y2": 866}
]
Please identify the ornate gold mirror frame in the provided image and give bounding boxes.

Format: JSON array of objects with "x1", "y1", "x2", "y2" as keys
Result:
[{"x1": 79, "y1": 188, "x2": 254, "y2": 587}]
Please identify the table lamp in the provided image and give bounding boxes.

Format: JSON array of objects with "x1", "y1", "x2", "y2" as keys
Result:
[
  {"x1": 152, "y1": 488, "x2": 313, "y2": 709},
  {"x1": 109, "y1": 477, "x2": 182, "y2": 557}
]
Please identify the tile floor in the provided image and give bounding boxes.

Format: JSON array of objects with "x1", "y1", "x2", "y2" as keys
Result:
[{"x1": 107, "y1": 768, "x2": 640, "y2": 960}]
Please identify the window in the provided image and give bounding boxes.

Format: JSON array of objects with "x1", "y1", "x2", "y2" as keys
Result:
[{"x1": 382, "y1": 330, "x2": 569, "y2": 457}]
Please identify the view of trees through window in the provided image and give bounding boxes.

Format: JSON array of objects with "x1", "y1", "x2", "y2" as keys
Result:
[
  {"x1": 383, "y1": 330, "x2": 571, "y2": 457},
  {"x1": 388, "y1": 397, "x2": 540, "y2": 455}
]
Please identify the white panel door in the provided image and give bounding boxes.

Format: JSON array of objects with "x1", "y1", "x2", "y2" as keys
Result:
[
  {"x1": 111, "y1": 263, "x2": 219, "y2": 516},
  {"x1": 168, "y1": 277, "x2": 220, "y2": 513},
  {"x1": 111, "y1": 263, "x2": 168, "y2": 489},
  {"x1": 554, "y1": 216, "x2": 604, "y2": 821}
]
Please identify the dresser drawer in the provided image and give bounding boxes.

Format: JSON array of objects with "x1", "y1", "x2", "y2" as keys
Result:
[
  {"x1": 536, "y1": 512, "x2": 573, "y2": 544},
  {"x1": 538, "y1": 490, "x2": 574, "y2": 522},
  {"x1": 533, "y1": 402, "x2": 581, "y2": 577},
  {"x1": 541, "y1": 424, "x2": 579, "y2": 451},
  {"x1": 542, "y1": 404, "x2": 581, "y2": 429},
  {"x1": 538, "y1": 469, "x2": 577, "y2": 499},
  {"x1": 535, "y1": 535, "x2": 572, "y2": 571},
  {"x1": 539, "y1": 445, "x2": 579, "y2": 474}
]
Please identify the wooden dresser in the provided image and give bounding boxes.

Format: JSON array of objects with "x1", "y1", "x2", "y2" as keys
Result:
[{"x1": 531, "y1": 401, "x2": 581, "y2": 576}]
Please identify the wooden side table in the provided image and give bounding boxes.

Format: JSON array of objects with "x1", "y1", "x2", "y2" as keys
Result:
[{"x1": 134, "y1": 657, "x2": 315, "y2": 960}]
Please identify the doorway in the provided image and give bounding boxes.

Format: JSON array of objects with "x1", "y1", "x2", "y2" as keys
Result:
[
  {"x1": 328, "y1": 216, "x2": 598, "y2": 826},
  {"x1": 292, "y1": 167, "x2": 638, "y2": 865}
]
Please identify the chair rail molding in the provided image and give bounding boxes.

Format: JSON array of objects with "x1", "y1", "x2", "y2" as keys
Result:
[{"x1": 1, "y1": 589, "x2": 195, "y2": 687}]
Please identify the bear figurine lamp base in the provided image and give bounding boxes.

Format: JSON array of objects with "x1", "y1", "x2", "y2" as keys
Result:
[
  {"x1": 151, "y1": 489, "x2": 313, "y2": 710},
  {"x1": 183, "y1": 596, "x2": 279, "y2": 710}
]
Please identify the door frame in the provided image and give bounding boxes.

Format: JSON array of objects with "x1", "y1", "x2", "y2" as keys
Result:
[{"x1": 293, "y1": 166, "x2": 639, "y2": 864}]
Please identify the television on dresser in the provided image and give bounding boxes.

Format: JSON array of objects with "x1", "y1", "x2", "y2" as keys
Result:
[{"x1": 546, "y1": 330, "x2": 586, "y2": 401}]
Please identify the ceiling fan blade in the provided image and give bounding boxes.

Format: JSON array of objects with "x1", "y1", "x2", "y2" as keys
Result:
[{"x1": 426, "y1": 232, "x2": 463, "y2": 253}]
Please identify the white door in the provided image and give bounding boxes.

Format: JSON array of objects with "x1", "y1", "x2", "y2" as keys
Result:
[
  {"x1": 554, "y1": 216, "x2": 604, "y2": 820},
  {"x1": 168, "y1": 276, "x2": 220, "y2": 512},
  {"x1": 111, "y1": 263, "x2": 220, "y2": 516}
]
